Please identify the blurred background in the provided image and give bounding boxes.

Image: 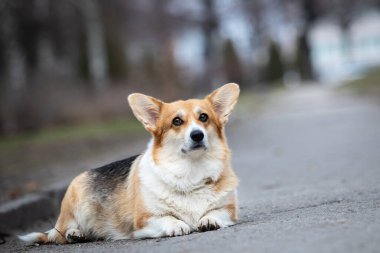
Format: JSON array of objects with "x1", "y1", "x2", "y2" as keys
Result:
[
  {"x1": 1, "y1": 0, "x2": 380, "y2": 135},
  {"x1": 1, "y1": 0, "x2": 380, "y2": 203}
]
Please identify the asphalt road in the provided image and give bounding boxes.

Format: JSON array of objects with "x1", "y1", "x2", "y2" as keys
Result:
[{"x1": 2, "y1": 85, "x2": 380, "y2": 252}]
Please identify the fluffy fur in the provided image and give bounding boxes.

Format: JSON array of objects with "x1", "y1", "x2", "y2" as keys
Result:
[{"x1": 19, "y1": 83, "x2": 240, "y2": 244}]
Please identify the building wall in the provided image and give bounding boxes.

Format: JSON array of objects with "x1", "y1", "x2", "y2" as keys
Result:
[{"x1": 309, "y1": 11, "x2": 380, "y2": 83}]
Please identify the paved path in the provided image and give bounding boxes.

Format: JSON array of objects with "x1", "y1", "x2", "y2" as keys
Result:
[{"x1": 2, "y1": 85, "x2": 380, "y2": 252}]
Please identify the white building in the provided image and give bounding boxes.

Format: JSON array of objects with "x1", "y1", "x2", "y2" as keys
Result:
[{"x1": 309, "y1": 11, "x2": 380, "y2": 83}]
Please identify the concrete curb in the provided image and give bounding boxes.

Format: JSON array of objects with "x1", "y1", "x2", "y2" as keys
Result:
[{"x1": 0, "y1": 182, "x2": 68, "y2": 232}]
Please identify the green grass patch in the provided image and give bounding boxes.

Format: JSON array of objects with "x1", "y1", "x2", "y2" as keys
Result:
[
  {"x1": 342, "y1": 68, "x2": 380, "y2": 96},
  {"x1": 237, "y1": 86, "x2": 285, "y2": 113},
  {"x1": 237, "y1": 91, "x2": 266, "y2": 110},
  {"x1": 0, "y1": 117, "x2": 144, "y2": 150}
]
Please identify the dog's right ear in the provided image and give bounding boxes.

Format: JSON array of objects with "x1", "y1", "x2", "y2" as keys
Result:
[
  {"x1": 128, "y1": 93, "x2": 162, "y2": 132},
  {"x1": 206, "y1": 83, "x2": 240, "y2": 124}
]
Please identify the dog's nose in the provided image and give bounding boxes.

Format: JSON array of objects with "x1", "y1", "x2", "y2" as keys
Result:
[{"x1": 190, "y1": 130, "x2": 204, "y2": 142}]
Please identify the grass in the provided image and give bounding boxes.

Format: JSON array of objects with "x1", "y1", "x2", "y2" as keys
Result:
[
  {"x1": 0, "y1": 117, "x2": 147, "y2": 203},
  {"x1": 0, "y1": 84, "x2": 283, "y2": 151},
  {"x1": 236, "y1": 86, "x2": 286, "y2": 116},
  {"x1": 0, "y1": 117, "x2": 144, "y2": 151},
  {"x1": 0, "y1": 88, "x2": 265, "y2": 154},
  {"x1": 341, "y1": 68, "x2": 380, "y2": 97}
]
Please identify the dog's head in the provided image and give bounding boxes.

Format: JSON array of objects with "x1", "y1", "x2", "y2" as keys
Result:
[{"x1": 128, "y1": 83, "x2": 239, "y2": 163}]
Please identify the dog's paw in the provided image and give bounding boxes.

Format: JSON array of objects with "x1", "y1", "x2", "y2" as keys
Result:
[
  {"x1": 65, "y1": 228, "x2": 85, "y2": 243},
  {"x1": 133, "y1": 216, "x2": 192, "y2": 239},
  {"x1": 164, "y1": 220, "x2": 191, "y2": 237},
  {"x1": 198, "y1": 209, "x2": 235, "y2": 232},
  {"x1": 198, "y1": 216, "x2": 221, "y2": 232}
]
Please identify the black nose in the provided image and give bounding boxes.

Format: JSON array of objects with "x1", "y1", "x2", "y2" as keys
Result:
[{"x1": 190, "y1": 130, "x2": 204, "y2": 142}]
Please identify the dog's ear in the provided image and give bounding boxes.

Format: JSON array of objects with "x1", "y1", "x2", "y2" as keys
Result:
[
  {"x1": 206, "y1": 83, "x2": 240, "y2": 124},
  {"x1": 128, "y1": 93, "x2": 162, "y2": 132}
]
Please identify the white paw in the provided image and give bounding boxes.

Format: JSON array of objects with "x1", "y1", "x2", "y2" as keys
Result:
[
  {"x1": 198, "y1": 216, "x2": 221, "y2": 232},
  {"x1": 133, "y1": 217, "x2": 192, "y2": 239},
  {"x1": 65, "y1": 228, "x2": 85, "y2": 243},
  {"x1": 164, "y1": 220, "x2": 191, "y2": 237},
  {"x1": 198, "y1": 210, "x2": 234, "y2": 232}
]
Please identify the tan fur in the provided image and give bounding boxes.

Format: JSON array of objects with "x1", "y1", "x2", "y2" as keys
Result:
[
  {"x1": 121, "y1": 156, "x2": 151, "y2": 230},
  {"x1": 20, "y1": 83, "x2": 240, "y2": 244},
  {"x1": 225, "y1": 194, "x2": 238, "y2": 221},
  {"x1": 151, "y1": 98, "x2": 225, "y2": 164},
  {"x1": 213, "y1": 162, "x2": 239, "y2": 193},
  {"x1": 49, "y1": 173, "x2": 87, "y2": 244}
]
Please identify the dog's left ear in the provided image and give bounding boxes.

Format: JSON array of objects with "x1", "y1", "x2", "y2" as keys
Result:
[
  {"x1": 128, "y1": 93, "x2": 163, "y2": 132},
  {"x1": 206, "y1": 83, "x2": 240, "y2": 124}
]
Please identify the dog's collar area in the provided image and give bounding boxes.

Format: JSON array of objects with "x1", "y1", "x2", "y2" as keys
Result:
[{"x1": 171, "y1": 177, "x2": 216, "y2": 195}]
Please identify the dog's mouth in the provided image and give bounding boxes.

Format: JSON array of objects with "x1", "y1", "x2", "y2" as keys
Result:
[
  {"x1": 192, "y1": 143, "x2": 205, "y2": 149},
  {"x1": 181, "y1": 143, "x2": 207, "y2": 154}
]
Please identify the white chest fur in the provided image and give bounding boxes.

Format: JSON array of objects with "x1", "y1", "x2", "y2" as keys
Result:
[{"x1": 138, "y1": 148, "x2": 231, "y2": 229}]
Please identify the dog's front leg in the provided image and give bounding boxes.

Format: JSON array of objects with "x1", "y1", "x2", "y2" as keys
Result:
[
  {"x1": 133, "y1": 216, "x2": 191, "y2": 239},
  {"x1": 198, "y1": 208, "x2": 235, "y2": 232}
]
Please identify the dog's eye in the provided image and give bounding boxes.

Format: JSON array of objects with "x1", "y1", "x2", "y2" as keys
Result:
[
  {"x1": 199, "y1": 113, "x2": 208, "y2": 122},
  {"x1": 172, "y1": 117, "x2": 183, "y2": 126}
]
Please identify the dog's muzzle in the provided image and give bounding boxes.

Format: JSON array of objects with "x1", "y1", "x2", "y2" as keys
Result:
[
  {"x1": 190, "y1": 130, "x2": 204, "y2": 142},
  {"x1": 181, "y1": 129, "x2": 207, "y2": 154}
]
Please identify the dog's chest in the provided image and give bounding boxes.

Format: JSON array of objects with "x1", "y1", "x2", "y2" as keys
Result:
[
  {"x1": 143, "y1": 186, "x2": 219, "y2": 227},
  {"x1": 138, "y1": 153, "x2": 227, "y2": 228}
]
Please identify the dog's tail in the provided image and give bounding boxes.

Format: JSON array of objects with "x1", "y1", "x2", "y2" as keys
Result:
[
  {"x1": 18, "y1": 228, "x2": 65, "y2": 244},
  {"x1": 18, "y1": 232, "x2": 48, "y2": 244}
]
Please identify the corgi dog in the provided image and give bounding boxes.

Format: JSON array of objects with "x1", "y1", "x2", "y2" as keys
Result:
[{"x1": 19, "y1": 83, "x2": 240, "y2": 244}]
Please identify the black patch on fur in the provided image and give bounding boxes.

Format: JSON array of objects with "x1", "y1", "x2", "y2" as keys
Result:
[{"x1": 88, "y1": 155, "x2": 139, "y2": 199}]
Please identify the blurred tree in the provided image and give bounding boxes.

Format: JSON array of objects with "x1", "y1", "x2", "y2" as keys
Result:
[
  {"x1": 1, "y1": 0, "x2": 379, "y2": 135},
  {"x1": 102, "y1": 2, "x2": 128, "y2": 81},
  {"x1": 201, "y1": 0, "x2": 219, "y2": 90},
  {"x1": 265, "y1": 40, "x2": 284, "y2": 84},
  {"x1": 82, "y1": 0, "x2": 108, "y2": 90},
  {"x1": 142, "y1": 48, "x2": 156, "y2": 80},
  {"x1": 105, "y1": 36, "x2": 128, "y2": 80},
  {"x1": 0, "y1": 1, "x2": 26, "y2": 133},
  {"x1": 222, "y1": 39, "x2": 244, "y2": 86},
  {"x1": 241, "y1": 0, "x2": 266, "y2": 54},
  {"x1": 296, "y1": 0, "x2": 317, "y2": 80},
  {"x1": 159, "y1": 39, "x2": 181, "y2": 100},
  {"x1": 294, "y1": 33, "x2": 313, "y2": 81}
]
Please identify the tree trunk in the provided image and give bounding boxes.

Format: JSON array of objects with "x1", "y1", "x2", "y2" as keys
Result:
[
  {"x1": 296, "y1": 31, "x2": 314, "y2": 81},
  {"x1": 0, "y1": 3, "x2": 26, "y2": 134},
  {"x1": 298, "y1": 0, "x2": 316, "y2": 81},
  {"x1": 83, "y1": 0, "x2": 108, "y2": 90},
  {"x1": 201, "y1": 0, "x2": 219, "y2": 91}
]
